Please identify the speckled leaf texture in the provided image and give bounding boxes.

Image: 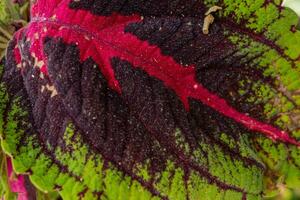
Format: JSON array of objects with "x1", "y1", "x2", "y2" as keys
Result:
[{"x1": 1, "y1": 0, "x2": 300, "y2": 199}]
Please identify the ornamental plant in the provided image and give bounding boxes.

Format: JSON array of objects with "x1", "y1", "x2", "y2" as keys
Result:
[{"x1": 0, "y1": 0, "x2": 300, "y2": 200}]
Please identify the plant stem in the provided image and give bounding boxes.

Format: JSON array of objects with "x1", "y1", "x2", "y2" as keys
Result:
[{"x1": 14, "y1": 19, "x2": 28, "y2": 26}]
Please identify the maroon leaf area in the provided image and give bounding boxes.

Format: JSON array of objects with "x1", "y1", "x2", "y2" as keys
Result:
[
  {"x1": 3, "y1": 0, "x2": 300, "y2": 197},
  {"x1": 17, "y1": 0, "x2": 297, "y2": 145},
  {"x1": 124, "y1": 18, "x2": 269, "y2": 120},
  {"x1": 5, "y1": 35, "x2": 264, "y2": 198}
]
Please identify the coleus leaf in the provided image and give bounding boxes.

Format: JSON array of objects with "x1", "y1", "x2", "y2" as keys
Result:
[
  {"x1": 6, "y1": 157, "x2": 28, "y2": 200},
  {"x1": 1, "y1": 0, "x2": 300, "y2": 199}
]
